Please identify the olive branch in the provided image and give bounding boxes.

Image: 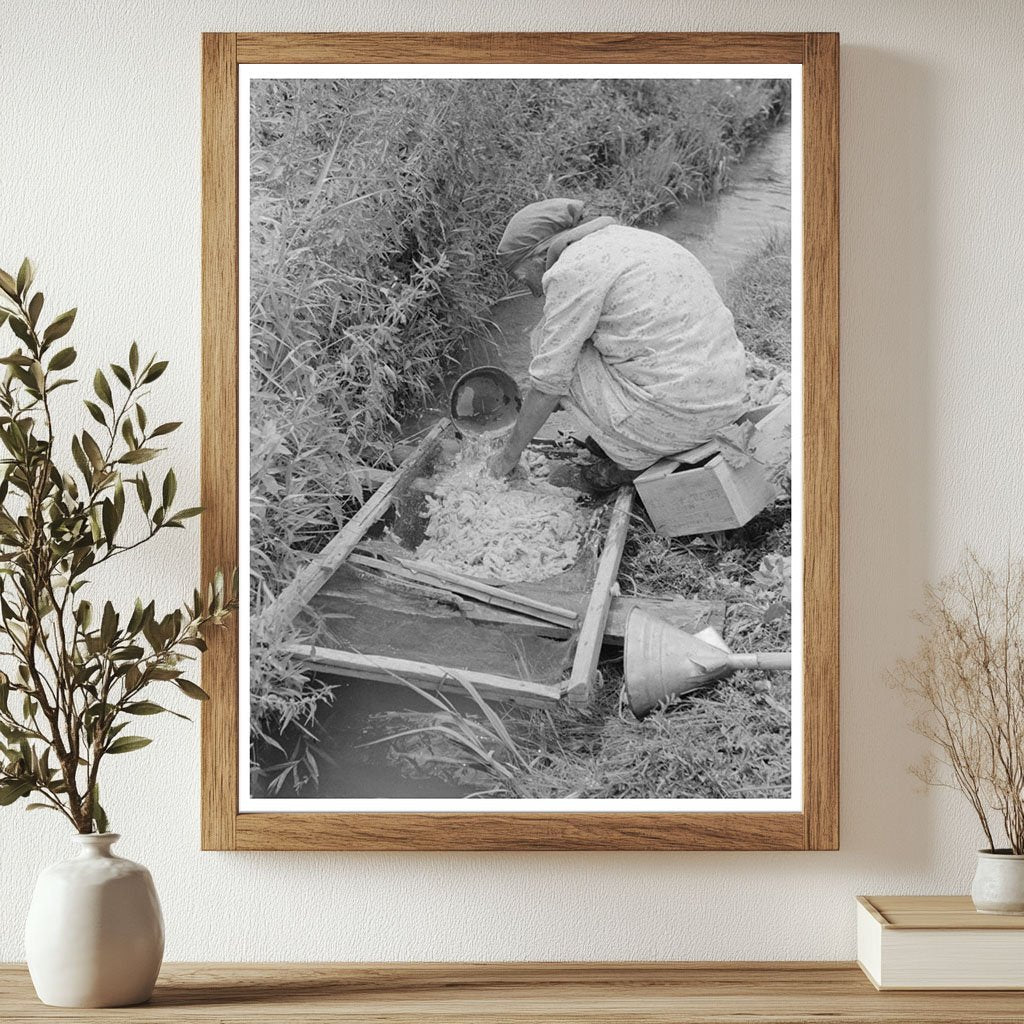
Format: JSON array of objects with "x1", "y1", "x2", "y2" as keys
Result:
[{"x1": 0, "y1": 259, "x2": 235, "y2": 833}]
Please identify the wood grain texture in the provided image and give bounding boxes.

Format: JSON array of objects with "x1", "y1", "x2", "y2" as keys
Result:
[
  {"x1": 313, "y1": 588, "x2": 723, "y2": 644},
  {"x1": 201, "y1": 32, "x2": 840, "y2": 851},
  {"x1": 235, "y1": 32, "x2": 807, "y2": 64},
  {"x1": 200, "y1": 32, "x2": 238, "y2": 853},
  {"x1": 862, "y1": 895, "x2": 1024, "y2": 930},
  {"x1": 3, "y1": 962, "x2": 1023, "y2": 1023},
  {"x1": 801, "y1": 32, "x2": 841, "y2": 851},
  {"x1": 392, "y1": 556, "x2": 579, "y2": 624},
  {"x1": 565, "y1": 486, "x2": 633, "y2": 704},
  {"x1": 345, "y1": 553, "x2": 578, "y2": 628},
  {"x1": 234, "y1": 810, "x2": 806, "y2": 852},
  {"x1": 282, "y1": 644, "x2": 562, "y2": 707}
]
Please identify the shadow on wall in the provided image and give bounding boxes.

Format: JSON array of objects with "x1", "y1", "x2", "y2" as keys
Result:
[{"x1": 838, "y1": 48, "x2": 938, "y2": 871}]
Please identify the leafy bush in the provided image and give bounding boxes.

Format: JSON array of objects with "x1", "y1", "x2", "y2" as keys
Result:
[{"x1": 0, "y1": 261, "x2": 235, "y2": 831}]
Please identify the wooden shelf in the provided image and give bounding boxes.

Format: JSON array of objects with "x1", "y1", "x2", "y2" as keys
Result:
[{"x1": 3, "y1": 962, "x2": 1024, "y2": 1022}]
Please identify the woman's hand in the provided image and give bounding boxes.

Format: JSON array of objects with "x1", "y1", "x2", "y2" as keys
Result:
[{"x1": 486, "y1": 388, "x2": 563, "y2": 478}]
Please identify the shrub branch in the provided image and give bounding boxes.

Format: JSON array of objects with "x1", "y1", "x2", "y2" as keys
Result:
[{"x1": 0, "y1": 259, "x2": 236, "y2": 833}]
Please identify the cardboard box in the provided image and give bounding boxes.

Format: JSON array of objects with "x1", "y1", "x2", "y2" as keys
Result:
[{"x1": 633, "y1": 398, "x2": 790, "y2": 537}]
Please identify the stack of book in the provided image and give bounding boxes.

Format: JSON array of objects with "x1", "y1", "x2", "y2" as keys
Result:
[{"x1": 857, "y1": 895, "x2": 1024, "y2": 990}]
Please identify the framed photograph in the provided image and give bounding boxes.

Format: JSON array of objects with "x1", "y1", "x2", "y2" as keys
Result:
[{"x1": 201, "y1": 32, "x2": 838, "y2": 850}]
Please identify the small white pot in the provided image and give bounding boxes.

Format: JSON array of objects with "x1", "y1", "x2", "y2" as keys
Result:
[
  {"x1": 25, "y1": 833, "x2": 164, "y2": 1007},
  {"x1": 971, "y1": 849, "x2": 1024, "y2": 915}
]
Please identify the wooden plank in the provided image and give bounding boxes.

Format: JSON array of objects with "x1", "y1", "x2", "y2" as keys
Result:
[
  {"x1": 347, "y1": 554, "x2": 577, "y2": 629},
  {"x1": 258, "y1": 420, "x2": 448, "y2": 634},
  {"x1": 318, "y1": 587, "x2": 722, "y2": 645},
  {"x1": 281, "y1": 643, "x2": 560, "y2": 707},
  {"x1": 236, "y1": 32, "x2": 809, "y2": 64},
  {"x1": 235, "y1": 810, "x2": 806, "y2": 852},
  {"x1": 199, "y1": 31, "x2": 238, "y2": 853},
  {"x1": 802, "y1": 32, "x2": 841, "y2": 852},
  {"x1": 317, "y1": 576, "x2": 575, "y2": 640},
  {"x1": 8, "y1": 961, "x2": 1024, "y2": 1022},
  {"x1": 393, "y1": 557, "x2": 578, "y2": 623},
  {"x1": 564, "y1": 487, "x2": 634, "y2": 704}
]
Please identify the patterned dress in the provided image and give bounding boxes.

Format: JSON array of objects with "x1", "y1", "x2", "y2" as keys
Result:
[{"x1": 528, "y1": 224, "x2": 746, "y2": 470}]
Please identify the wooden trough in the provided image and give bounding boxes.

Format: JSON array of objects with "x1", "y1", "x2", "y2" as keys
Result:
[{"x1": 259, "y1": 419, "x2": 723, "y2": 706}]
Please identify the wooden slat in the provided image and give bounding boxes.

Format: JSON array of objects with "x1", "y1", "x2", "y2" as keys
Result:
[
  {"x1": 801, "y1": 32, "x2": 841, "y2": 852},
  {"x1": 315, "y1": 585, "x2": 723, "y2": 645},
  {"x1": 317, "y1": 573, "x2": 576, "y2": 640},
  {"x1": 4, "y1": 961, "x2": 1023, "y2": 1023},
  {"x1": 564, "y1": 487, "x2": 634, "y2": 704},
  {"x1": 393, "y1": 557, "x2": 578, "y2": 622},
  {"x1": 200, "y1": 32, "x2": 238, "y2": 853},
  {"x1": 258, "y1": 420, "x2": 448, "y2": 634},
  {"x1": 235, "y1": 811, "x2": 806, "y2": 852},
  {"x1": 236, "y1": 32, "x2": 808, "y2": 65},
  {"x1": 282, "y1": 643, "x2": 561, "y2": 706},
  {"x1": 862, "y1": 895, "x2": 1024, "y2": 930},
  {"x1": 347, "y1": 554, "x2": 577, "y2": 629}
]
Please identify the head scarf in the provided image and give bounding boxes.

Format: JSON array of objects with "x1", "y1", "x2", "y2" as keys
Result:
[{"x1": 496, "y1": 198, "x2": 616, "y2": 272}]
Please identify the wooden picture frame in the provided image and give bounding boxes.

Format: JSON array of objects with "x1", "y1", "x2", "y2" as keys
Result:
[{"x1": 201, "y1": 32, "x2": 839, "y2": 851}]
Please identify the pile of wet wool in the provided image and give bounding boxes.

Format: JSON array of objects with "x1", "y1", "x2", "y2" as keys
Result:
[{"x1": 415, "y1": 440, "x2": 583, "y2": 583}]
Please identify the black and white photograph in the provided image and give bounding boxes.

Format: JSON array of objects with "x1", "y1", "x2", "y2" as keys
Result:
[{"x1": 242, "y1": 65, "x2": 801, "y2": 809}]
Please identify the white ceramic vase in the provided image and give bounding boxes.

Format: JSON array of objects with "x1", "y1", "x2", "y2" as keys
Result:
[
  {"x1": 971, "y1": 850, "x2": 1024, "y2": 915},
  {"x1": 25, "y1": 833, "x2": 164, "y2": 1007}
]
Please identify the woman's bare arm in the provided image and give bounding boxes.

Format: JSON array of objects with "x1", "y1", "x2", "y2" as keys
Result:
[{"x1": 486, "y1": 388, "x2": 562, "y2": 477}]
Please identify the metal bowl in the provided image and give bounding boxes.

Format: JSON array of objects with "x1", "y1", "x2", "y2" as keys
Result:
[{"x1": 449, "y1": 366, "x2": 522, "y2": 436}]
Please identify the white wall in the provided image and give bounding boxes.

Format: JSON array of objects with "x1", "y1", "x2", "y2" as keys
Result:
[{"x1": 2, "y1": 0, "x2": 1022, "y2": 962}]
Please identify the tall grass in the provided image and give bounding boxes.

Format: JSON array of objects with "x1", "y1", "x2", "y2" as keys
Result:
[
  {"x1": 727, "y1": 227, "x2": 792, "y2": 368},
  {"x1": 248, "y1": 78, "x2": 790, "y2": 787}
]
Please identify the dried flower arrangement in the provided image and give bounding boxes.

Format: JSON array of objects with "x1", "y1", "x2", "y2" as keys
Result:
[{"x1": 895, "y1": 552, "x2": 1024, "y2": 854}]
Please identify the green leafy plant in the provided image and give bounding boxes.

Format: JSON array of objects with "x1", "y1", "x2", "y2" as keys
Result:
[{"x1": 0, "y1": 259, "x2": 235, "y2": 833}]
